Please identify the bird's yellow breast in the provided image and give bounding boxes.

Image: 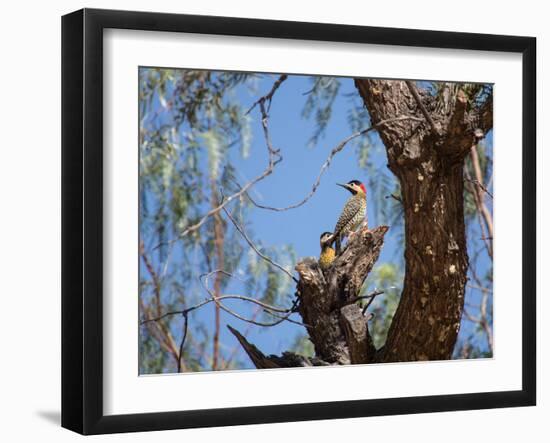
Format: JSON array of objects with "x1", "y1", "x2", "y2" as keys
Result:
[{"x1": 319, "y1": 247, "x2": 336, "y2": 269}]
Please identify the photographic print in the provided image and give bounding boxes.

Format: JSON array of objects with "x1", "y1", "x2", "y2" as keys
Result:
[{"x1": 138, "y1": 69, "x2": 493, "y2": 374}]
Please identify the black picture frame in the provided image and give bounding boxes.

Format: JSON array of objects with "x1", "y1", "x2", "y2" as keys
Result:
[{"x1": 62, "y1": 8, "x2": 536, "y2": 435}]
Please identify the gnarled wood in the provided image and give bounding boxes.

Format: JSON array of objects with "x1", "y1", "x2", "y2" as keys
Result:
[
  {"x1": 227, "y1": 325, "x2": 332, "y2": 368},
  {"x1": 340, "y1": 304, "x2": 376, "y2": 363},
  {"x1": 298, "y1": 225, "x2": 388, "y2": 364},
  {"x1": 229, "y1": 225, "x2": 388, "y2": 368}
]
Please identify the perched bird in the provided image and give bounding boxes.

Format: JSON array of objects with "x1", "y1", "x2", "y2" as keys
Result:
[
  {"x1": 332, "y1": 180, "x2": 367, "y2": 254},
  {"x1": 319, "y1": 231, "x2": 336, "y2": 270}
]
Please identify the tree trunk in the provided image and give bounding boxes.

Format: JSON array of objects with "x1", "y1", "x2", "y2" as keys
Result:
[
  {"x1": 380, "y1": 160, "x2": 467, "y2": 361},
  {"x1": 355, "y1": 79, "x2": 491, "y2": 362}
]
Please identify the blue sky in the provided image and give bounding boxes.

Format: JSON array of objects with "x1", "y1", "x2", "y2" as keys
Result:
[{"x1": 140, "y1": 71, "x2": 493, "y2": 370}]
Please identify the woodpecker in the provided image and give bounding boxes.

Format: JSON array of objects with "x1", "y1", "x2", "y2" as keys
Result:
[
  {"x1": 332, "y1": 180, "x2": 367, "y2": 254},
  {"x1": 319, "y1": 231, "x2": 336, "y2": 270}
]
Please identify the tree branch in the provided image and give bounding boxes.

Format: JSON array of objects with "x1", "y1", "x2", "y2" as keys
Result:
[
  {"x1": 465, "y1": 170, "x2": 493, "y2": 259},
  {"x1": 205, "y1": 297, "x2": 302, "y2": 328},
  {"x1": 221, "y1": 202, "x2": 298, "y2": 283},
  {"x1": 464, "y1": 178, "x2": 493, "y2": 199},
  {"x1": 476, "y1": 92, "x2": 493, "y2": 135},
  {"x1": 405, "y1": 80, "x2": 439, "y2": 135},
  {"x1": 340, "y1": 289, "x2": 384, "y2": 309},
  {"x1": 361, "y1": 290, "x2": 384, "y2": 315},
  {"x1": 141, "y1": 292, "x2": 299, "y2": 325},
  {"x1": 246, "y1": 74, "x2": 288, "y2": 115},
  {"x1": 139, "y1": 297, "x2": 181, "y2": 368},
  {"x1": 140, "y1": 243, "x2": 182, "y2": 367},
  {"x1": 469, "y1": 143, "x2": 494, "y2": 238},
  {"x1": 140, "y1": 241, "x2": 162, "y2": 317},
  {"x1": 239, "y1": 116, "x2": 422, "y2": 212},
  {"x1": 177, "y1": 313, "x2": 189, "y2": 373}
]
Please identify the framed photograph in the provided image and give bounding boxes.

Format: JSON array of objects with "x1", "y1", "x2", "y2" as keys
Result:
[{"x1": 62, "y1": 8, "x2": 536, "y2": 435}]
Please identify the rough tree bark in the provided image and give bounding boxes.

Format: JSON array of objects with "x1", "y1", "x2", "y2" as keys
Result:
[
  {"x1": 355, "y1": 80, "x2": 492, "y2": 362},
  {"x1": 228, "y1": 225, "x2": 388, "y2": 367},
  {"x1": 229, "y1": 80, "x2": 492, "y2": 367}
]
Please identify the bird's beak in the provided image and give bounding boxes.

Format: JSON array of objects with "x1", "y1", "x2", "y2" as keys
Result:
[{"x1": 337, "y1": 183, "x2": 354, "y2": 192}]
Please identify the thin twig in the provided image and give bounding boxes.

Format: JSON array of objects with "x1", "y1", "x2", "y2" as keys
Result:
[
  {"x1": 140, "y1": 270, "x2": 300, "y2": 327},
  {"x1": 176, "y1": 313, "x2": 189, "y2": 372},
  {"x1": 139, "y1": 297, "x2": 181, "y2": 367},
  {"x1": 479, "y1": 288, "x2": 493, "y2": 353},
  {"x1": 465, "y1": 166, "x2": 493, "y2": 258},
  {"x1": 470, "y1": 144, "x2": 494, "y2": 238},
  {"x1": 465, "y1": 178, "x2": 493, "y2": 199},
  {"x1": 141, "y1": 309, "x2": 191, "y2": 325},
  {"x1": 262, "y1": 309, "x2": 311, "y2": 328},
  {"x1": 201, "y1": 271, "x2": 305, "y2": 328},
  {"x1": 214, "y1": 296, "x2": 302, "y2": 328},
  {"x1": 468, "y1": 262, "x2": 494, "y2": 353},
  {"x1": 466, "y1": 252, "x2": 494, "y2": 354},
  {"x1": 467, "y1": 283, "x2": 492, "y2": 293},
  {"x1": 140, "y1": 293, "x2": 293, "y2": 325},
  {"x1": 140, "y1": 241, "x2": 162, "y2": 317},
  {"x1": 462, "y1": 307, "x2": 480, "y2": 323},
  {"x1": 221, "y1": 202, "x2": 298, "y2": 283},
  {"x1": 361, "y1": 290, "x2": 385, "y2": 315},
  {"x1": 464, "y1": 301, "x2": 481, "y2": 310},
  {"x1": 246, "y1": 74, "x2": 288, "y2": 115},
  {"x1": 140, "y1": 243, "x2": 183, "y2": 366},
  {"x1": 342, "y1": 290, "x2": 384, "y2": 308},
  {"x1": 405, "y1": 80, "x2": 439, "y2": 135},
  {"x1": 301, "y1": 77, "x2": 322, "y2": 96},
  {"x1": 385, "y1": 193, "x2": 403, "y2": 204}
]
